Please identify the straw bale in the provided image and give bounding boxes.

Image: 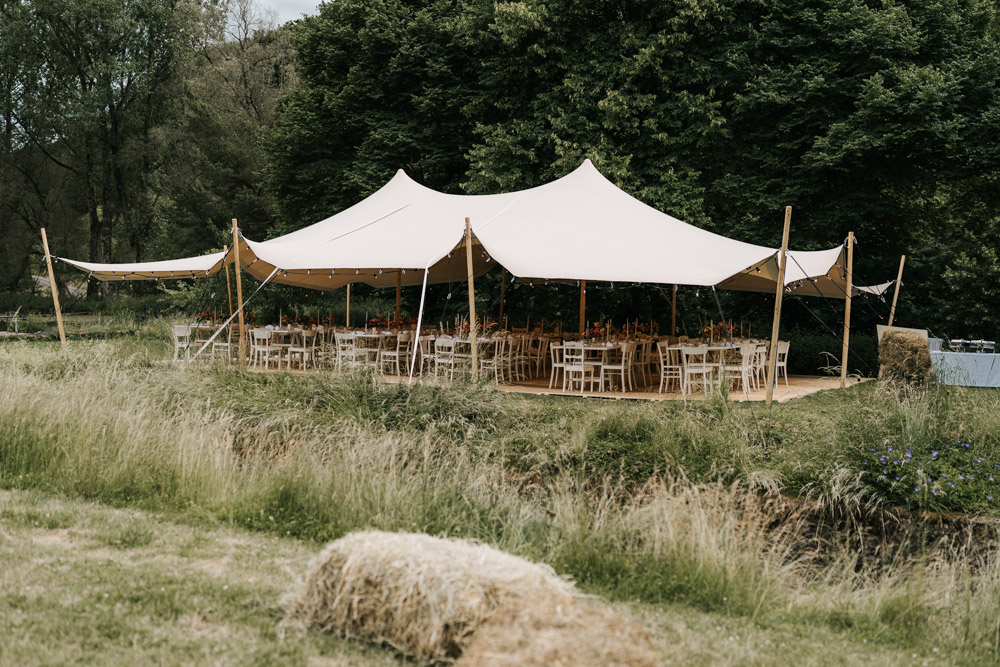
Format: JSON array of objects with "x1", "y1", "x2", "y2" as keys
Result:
[
  {"x1": 879, "y1": 331, "x2": 932, "y2": 384},
  {"x1": 283, "y1": 530, "x2": 576, "y2": 661},
  {"x1": 457, "y1": 592, "x2": 661, "y2": 667}
]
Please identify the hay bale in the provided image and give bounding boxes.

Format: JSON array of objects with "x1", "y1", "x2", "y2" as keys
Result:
[
  {"x1": 879, "y1": 331, "x2": 932, "y2": 384},
  {"x1": 457, "y1": 593, "x2": 661, "y2": 667},
  {"x1": 283, "y1": 531, "x2": 576, "y2": 661}
]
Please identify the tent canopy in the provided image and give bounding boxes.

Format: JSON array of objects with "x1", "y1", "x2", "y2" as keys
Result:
[{"x1": 57, "y1": 160, "x2": 849, "y2": 297}]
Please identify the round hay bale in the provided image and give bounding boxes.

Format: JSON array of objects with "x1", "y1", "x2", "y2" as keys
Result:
[
  {"x1": 283, "y1": 531, "x2": 576, "y2": 661},
  {"x1": 878, "y1": 331, "x2": 932, "y2": 384},
  {"x1": 457, "y1": 593, "x2": 661, "y2": 667}
]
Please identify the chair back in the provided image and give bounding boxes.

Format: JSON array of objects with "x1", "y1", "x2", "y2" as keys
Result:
[
  {"x1": 434, "y1": 337, "x2": 455, "y2": 358},
  {"x1": 657, "y1": 341, "x2": 679, "y2": 366},
  {"x1": 563, "y1": 341, "x2": 585, "y2": 366},
  {"x1": 777, "y1": 340, "x2": 790, "y2": 361},
  {"x1": 550, "y1": 344, "x2": 565, "y2": 367},
  {"x1": 681, "y1": 345, "x2": 708, "y2": 367},
  {"x1": 251, "y1": 328, "x2": 271, "y2": 344},
  {"x1": 172, "y1": 324, "x2": 193, "y2": 343}
]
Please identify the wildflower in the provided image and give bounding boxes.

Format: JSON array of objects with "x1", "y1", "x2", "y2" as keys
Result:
[
  {"x1": 895, "y1": 476, "x2": 900, "y2": 481},
  {"x1": 964, "y1": 443, "x2": 971, "y2": 448},
  {"x1": 882, "y1": 469, "x2": 888, "y2": 475},
  {"x1": 947, "y1": 481, "x2": 955, "y2": 487},
  {"x1": 888, "y1": 446, "x2": 893, "y2": 452},
  {"x1": 989, "y1": 496, "x2": 994, "y2": 501},
  {"x1": 932, "y1": 451, "x2": 939, "y2": 458},
  {"x1": 914, "y1": 487, "x2": 920, "y2": 492}
]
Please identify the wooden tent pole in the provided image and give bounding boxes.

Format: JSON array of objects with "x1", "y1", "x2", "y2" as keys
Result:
[
  {"x1": 579, "y1": 281, "x2": 586, "y2": 333},
  {"x1": 887, "y1": 254, "x2": 905, "y2": 326},
  {"x1": 499, "y1": 267, "x2": 506, "y2": 325},
  {"x1": 346, "y1": 284, "x2": 351, "y2": 328},
  {"x1": 231, "y1": 220, "x2": 246, "y2": 363},
  {"x1": 40, "y1": 228, "x2": 66, "y2": 348},
  {"x1": 840, "y1": 232, "x2": 855, "y2": 389},
  {"x1": 671, "y1": 284, "x2": 677, "y2": 336},
  {"x1": 465, "y1": 217, "x2": 478, "y2": 374},
  {"x1": 223, "y1": 245, "x2": 233, "y2": 318},
  {"x1": 395, "y1": 271, "x2": 402, "y2": 328},
  {"x1": 765, "y1": 206, "x2": 792, "y2": 406}
]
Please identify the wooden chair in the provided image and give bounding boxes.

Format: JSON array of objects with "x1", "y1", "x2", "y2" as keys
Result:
[
  {"x1": 656, "y1": 342, "x2": 682, "y2": 393},
  {"x1": 380, "y1": 332, "x2": 412, "y2": 376},
  {"x1": 172, "y1": 324, "x2": 194, "y2": 362},
  {"x1": 563, "y1": 342, "x2": 598, "y2": 393},
  {"x1": 251, "y1": 328, "x2": 280, "y2": 370},
  {"x1": 433, "y1": 337, "x2": 457, "y2": 381},
  {"x1": 680, "y1": 345, "x2": 715, "y2": 396},
  {"x1": 600, "y1": 341, "x2": 637, "y2": 392}
]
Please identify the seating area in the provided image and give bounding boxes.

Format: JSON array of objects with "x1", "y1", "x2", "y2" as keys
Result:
[{"x1": 171, "y1": 319, "x2": 798, "y2": 399}]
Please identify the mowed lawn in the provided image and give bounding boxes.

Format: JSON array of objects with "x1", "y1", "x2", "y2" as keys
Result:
[{"x1": 0, "y1": 488, "x2": 955, "y2": 666}]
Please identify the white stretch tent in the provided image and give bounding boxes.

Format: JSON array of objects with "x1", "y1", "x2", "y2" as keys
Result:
[
  {"x1": 57, "y1": 160, "x2": 850, "y2": 297},
  {"x1": 58, "y1": 251, "x2": 227, "y2": 281}
]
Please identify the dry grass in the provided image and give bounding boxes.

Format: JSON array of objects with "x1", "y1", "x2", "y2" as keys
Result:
[
  {"x1": 878, "y1": 331, "x2": 932, "y2": 384},
  {"x1": 283, "y1": 530, "x2": 577, "y2": 661},
  {"x1": 457, "y1": 591, "x2": 660, "y2": 666}
]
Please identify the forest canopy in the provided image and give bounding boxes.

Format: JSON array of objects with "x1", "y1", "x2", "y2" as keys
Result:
[{"x1": 2, "y1": 0, "x2": 998, "y2": 338}]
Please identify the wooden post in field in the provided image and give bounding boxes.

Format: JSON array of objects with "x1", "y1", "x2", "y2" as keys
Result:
[
  {"x1": 395, "y1": 271, "x2": 402, "y2": 328},
  {"x1": 40, "y1": 228, "x2": 66, "y2": 348},
  {"x1": 671, "y1": 284, "x2": 677, "y2": 336},
  {"x1": 499, "y1": 267, "x2": 506, "y2": 325},
  {"x1": 223, "y1": 245, "x2": 234, "y2": 318},
  {"x1": 465, "y1": 217, "x2": 478, "y2": 374},
  {"x1": 579, "y1": 281, "x2": 586, "y2": 333},
  {"x1": 231, "y1": 219, "x2": 246, "y2": 363},
  {"x1": 840, "y1": 232, "x2": 855, "y2": 389},
  {"x1": 888, "y1": 254, "x2": 905, "y2": 327},
  {"x1": 346, "y1": 284, "x2": 351, "y2": 328},
  {"x1": 765, "y1": 207, "x2": 792, "y2": 406}
]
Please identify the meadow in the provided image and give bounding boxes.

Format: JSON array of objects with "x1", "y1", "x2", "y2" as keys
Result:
[{"x1": 2, "y1": 325, "x2": 999, "y2": 665}]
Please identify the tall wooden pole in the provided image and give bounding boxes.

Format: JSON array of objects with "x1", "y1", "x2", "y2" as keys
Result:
[
  {"x1": 223, "y1": 245, "x2": 233, "y2": 318},
  {"x1": 231, "y1": 219, "x2": 246, "y2": 363},
  {"x1": 671, "y1": 284, "x2": 677, "y2": 336},
  {"x1": 887, "y1": 254, "x2": 905, "y2": 327},
  {"x1": 579, "y1": 281, "x2": 587, "y2": 333},
  {"x1": 840, "y1": 232, "x2": 855, "y2": 389},
  {"x1": 395, "y1": 271, "x2": 402, "y2": 328},
  {"x1": 40, "y1": 228, "x2": 66, "y2": 348},
  {"x1": 346, "y1": 284, "x2": 351, "y2": 328},
  {"x1": 499, "y1": 267, "x2": 506, "y2": 326},
  {"x1": 465, "y1": 217, "x2": 478, "y2": 374},
  {"x1": 765, "y1": 207, "x2": 792, "y2": 406}
]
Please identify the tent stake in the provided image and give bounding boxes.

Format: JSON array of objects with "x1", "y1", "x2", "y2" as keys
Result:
[
  {"x1": 579, "y1": 281, "x2": 586, "y2": 333},
  {"x1": 465, "y1": 217, "x2": 478, "y2": 374},
  {"x1": 671, "y1": 284, "x2": 677, "y2": 336},
  {"x1": 765, "y1": 206, "x2": 792, "y2": 406},
  {"x1": 346, "y1": 284, "x2": 351, "y2": 328},
  {"x1": 395, "y1": 271, "x2": 402, "y2": 328},
  {"x1": 840, "y1": 232, "x2": 855, "y2": 389},
  {"x1": 887, "y1": 254, "x2": 905, "y2": 326},
  {"x1": 40, "y1": 228, "x2": 66, "y2": 348},
  {"x1": 231, "y1": 220, "x2": 246, "y2": 363},
  {"x1": 223, "y1": 245, "x2": 234, "y2": 319}
]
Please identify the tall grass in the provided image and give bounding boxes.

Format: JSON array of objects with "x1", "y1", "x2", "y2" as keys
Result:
[{"x1": 0, "y1": 341, "x2": 998, "y2": 660}]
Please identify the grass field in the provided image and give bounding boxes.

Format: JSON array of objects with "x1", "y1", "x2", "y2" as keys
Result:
[{"x1": 2, "y1": 332, "x2": 1000, "y2": 665}]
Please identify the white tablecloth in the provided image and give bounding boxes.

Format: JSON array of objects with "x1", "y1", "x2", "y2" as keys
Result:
[{"x1": 931, "y1": 351, "x2": 1000, "y2": 387}]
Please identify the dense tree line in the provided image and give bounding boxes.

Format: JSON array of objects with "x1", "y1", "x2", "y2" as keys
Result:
[{"x1": 2, "y1": 0, "x2": 998, "y2": 339}]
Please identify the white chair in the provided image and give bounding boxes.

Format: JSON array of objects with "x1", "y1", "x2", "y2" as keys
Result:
[
  {"x1": 417, "y1": 336, "x2": 435, "y2": 375},
  {"x1": 433, "y1": 337, "x2": 457, "y2": 381},
  {"x1": 600, "y1": 341, "x2": 637, "y2": 392},
  {"x1": 287, "y1": 329, "x2": 318, "y2": 370},
  {"x1": 251, "y1": 328, "x2": 280, "y2": 369},
  {"x1": 735, "y1": 342, "x2": 758, "y2": 391},
  {"x1": 172, "y1": 325, "x2": 194, "y2": 362},
  {"x1": 680, "y1": 345, "x2": 715, "y2": 396},
  {"x1": 210, "y1": 325, "x2": 233, "y2": 362},
  {"x1": 776, "y1": 340, "x2": 790, "y2": 387},
  {"x1": 335, "y1": 332, "x2": 357, "y2": 371},
  {"x1": 656, "y1": 342, "x2": 682, "y2": 393},
  {"x1": 549, "y1": 344, "x2": 566, "y2": 388},
  {"x1": 479, "y1": 337, "x2": 507, "y2": 384},
  {"x1": 563, "y1": 342, "x2": 599, "y2": 393},
  {"x1": 380, "y1": 332, "x2": 412, "y2": 376}
]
